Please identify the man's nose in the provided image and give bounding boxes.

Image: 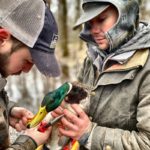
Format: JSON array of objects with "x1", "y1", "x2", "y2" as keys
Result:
[{"x1": 91, "y1": 23, "x2": 101, "y2": 33}]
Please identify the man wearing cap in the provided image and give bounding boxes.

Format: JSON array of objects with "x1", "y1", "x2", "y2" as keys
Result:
[
  {"x1": 52, "y1": 0, "x2": 150, "y2": 150},
  {"x1": 0, "y1": 0, "x2": 60, "y2": 149}
]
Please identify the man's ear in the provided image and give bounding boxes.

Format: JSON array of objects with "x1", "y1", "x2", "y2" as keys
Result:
[{"x1": 0, "y1": 28, "x2": 11, "y2": 45}]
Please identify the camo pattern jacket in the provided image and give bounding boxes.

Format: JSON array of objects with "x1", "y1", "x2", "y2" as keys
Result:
[
  {"x1": 78, "y1": 49, "x2": 150, "y2": 150},
  {"x1": 0, "y1": 77, "x2": 37, "y2": 150}
]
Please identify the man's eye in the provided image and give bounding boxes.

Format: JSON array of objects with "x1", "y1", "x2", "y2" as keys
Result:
[{"x1": 98, "y1": 18, "x2": 105, "y2": 22}]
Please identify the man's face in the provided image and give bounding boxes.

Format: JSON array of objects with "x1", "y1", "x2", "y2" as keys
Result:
[
  {"x1": 89, "y1": 5, "x2": 118, "y2": 50},
  {"x1": 0, "y1": 39, "x2": 34, "y2": 77}
]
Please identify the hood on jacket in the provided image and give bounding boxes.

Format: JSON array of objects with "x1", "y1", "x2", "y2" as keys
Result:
[{"x1": 74, "y1": 0, "x2": 141, "y2": 53}]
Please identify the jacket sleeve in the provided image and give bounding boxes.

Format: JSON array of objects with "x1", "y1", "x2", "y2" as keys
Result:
[
  {"x1": 8, "y1": 135, "x2": 37, "y2": 150},
  {"x1": 90, "y1": 71, "x2": 150, "y2": 150},
  {"x1": 77, "y1": 56, "x2": 94, "y2": 84},
  {"x1": 0, "y1": 99, "x2": 37, "y2": 149},
  {"x1": 77, "y1": 57, "x2": 87, "y2": 83},
  {"x1": 0, "y1": 89, "x2": 37, "y2": 149},
  {"x1": 7, "y1": 101, "x2": 18, "y2": 117}
]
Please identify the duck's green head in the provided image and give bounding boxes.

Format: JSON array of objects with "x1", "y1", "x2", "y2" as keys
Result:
[{"x1": 27, "y1": 82, "x2": 72, "y2": 128}]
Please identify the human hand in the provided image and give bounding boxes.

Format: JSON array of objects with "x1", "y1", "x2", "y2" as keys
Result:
[
  {"x1": 24, "y1": 124, "x2": 52, "y2": 146},
  {"x1": 58, "y1": 104, "x2": 92, "y2": 140},
  {"x1": 9, "y1": 107, "x2": 34, "y2": 132}
]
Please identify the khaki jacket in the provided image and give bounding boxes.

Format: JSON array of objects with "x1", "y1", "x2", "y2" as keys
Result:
[
  {"x1": 78, "y1": 49, "x2": 150, "y2": 150},
  {"x1": 0, "y1": 77, "x2": 37, "y2": 150}
]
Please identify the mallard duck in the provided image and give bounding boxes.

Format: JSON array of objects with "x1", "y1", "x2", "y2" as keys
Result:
[{"x1": 27, "y1": 82, "x2": 88, "y2": 128}]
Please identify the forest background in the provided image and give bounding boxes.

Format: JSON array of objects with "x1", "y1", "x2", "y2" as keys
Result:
[{"x1": 6, "y1": 0, "x2": 150, "y2": 113}]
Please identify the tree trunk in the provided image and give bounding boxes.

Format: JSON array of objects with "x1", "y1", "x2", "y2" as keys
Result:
[
  {"x1": 74, "y1": 0, "x2": 83, "y2": 50},
  {"x1": 58, "y1": 0, "x2": 69, "y2": 57}
]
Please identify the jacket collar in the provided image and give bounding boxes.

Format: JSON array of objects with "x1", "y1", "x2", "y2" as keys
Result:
[{"x1": 105, "y1": 49, "x2": 149, "y2": 72}]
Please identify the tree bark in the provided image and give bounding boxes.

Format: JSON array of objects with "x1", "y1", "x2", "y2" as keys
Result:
[{"x1": 58, "y1": 0, "x2": 69, "y2": 57}]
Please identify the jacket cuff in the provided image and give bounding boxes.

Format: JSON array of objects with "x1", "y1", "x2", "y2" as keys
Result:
[
  {"x1": 12, "y1": 135, "x2": 37, "y2": 150},
  {"x1": 79, "y1": 122, "x2": 97, "y2": 148},
  {"x1": 83, "y1": 122, "x2": 97, "y2": 149},
  {"x1": 8, "y1": 101, "x2": 18, "y2": 116}
]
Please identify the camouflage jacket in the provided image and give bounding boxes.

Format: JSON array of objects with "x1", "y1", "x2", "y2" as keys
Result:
[
  {"x1": 78, "y1": 48, "x2": 150, "y2": 150},
  {"x1": 0, "y1": 77, "x2": 37, "y2": 150}
]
